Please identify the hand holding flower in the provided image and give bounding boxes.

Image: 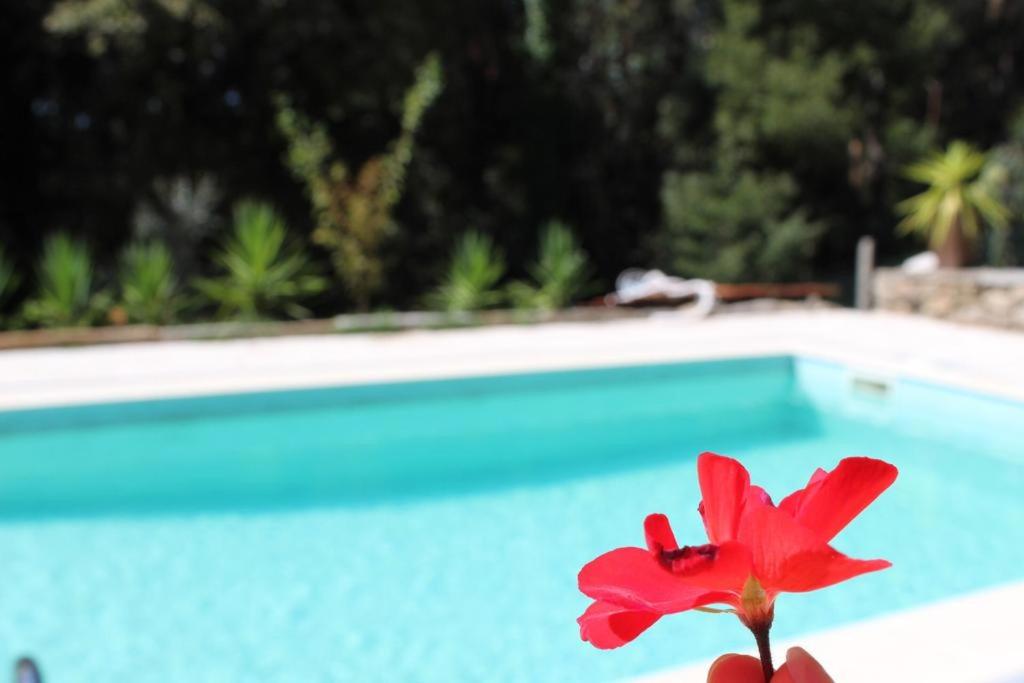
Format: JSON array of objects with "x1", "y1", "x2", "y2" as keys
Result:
[
  {"x1": 577, "y1": 452, "x2": 897, "y2": 680},
  {"x1": 708, "y1": 647, "x2": 833, "y2": 683}
]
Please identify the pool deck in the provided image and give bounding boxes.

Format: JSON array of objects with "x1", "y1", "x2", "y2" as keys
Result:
[
  {"x1": 1, "y1": 309, "x2": 1022, "y2": 681},
  {"x1": 4, "y1": 308, "x2": 1024, "y2": 410}
]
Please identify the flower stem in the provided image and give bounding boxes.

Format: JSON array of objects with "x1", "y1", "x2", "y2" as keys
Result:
[{"x1": 751, "y1": 623, "x2": 774, "y2": 682}]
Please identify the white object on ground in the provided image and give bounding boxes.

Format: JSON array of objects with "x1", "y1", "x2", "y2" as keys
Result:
[
  {"x1": 902, "y1": 251, "x2": 940, "y2": 273},
  {"x1": 606, "y1": 269, "x2": 716, "y2": 317}
]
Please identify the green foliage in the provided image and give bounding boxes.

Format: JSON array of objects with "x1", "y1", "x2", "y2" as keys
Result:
[
  {"x1": 985, "y1": 112, "x2": 1024, "y2": 265},
  {"x1": 0, "y1": 247, "x2": 19, "y2": 329},
  {"x1": 118, "y1": 241, "x2": 186, "y2": 325},
  {"x1": 656, "y1": 0, "x2": 842, "y2": 281},
  {"x1": 897, "y1": 141, "x2": 1009, "y2": 247},
  {"x1": 658, "y1": 170, "x2": 823, "y2": 282},
  {"x1": 428, "y1": 232, "x2": 506, "y2": 312},
  {"x1": 0, "y1": 246, "x2": 18, "y2": 306},
  {"x1": 194, "y1": 201, "x2": 326, "y2": 321},
  {"x1": 508, "y1": 221, "x2": 591, "y2": 310},
  {"x1": 522, "y1": 0, "x2": 553, "y2": 63},
  {"x1": 45, "y1": 0, "x2": 220, "y2": 55},
  {"x1": 277, "y1": 53, "x2": 443, "y2": 310},
  {"x1": 22, "y1": 234, "x2": 110, "y2": 328},
  {"x1": 706, "y1": 0, "x2": 853, "y2": 168},
  {"x1": 11, "y1": 0, "x2": 1024, "y2": 306}
]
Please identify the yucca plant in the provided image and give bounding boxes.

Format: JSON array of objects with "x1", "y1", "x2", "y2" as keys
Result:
[
  {"x1": 427, "y1": 231, "x2": 506, "y2": 312},
  {"x1": 194, "y1": 201, "x2": 326, "y2": 321},
  {"x1": 118, "y1": 241, "x2": 187, "y2": 325},
  {"x1": 507, "y1": 221, "x2": 592, "y2": 310},
  {"x1": 22, "y1": 234, "x2": 109, "y2": 328},
  {"x1": 897, "y1": 141, "x2": 1009, "y2": 267}
]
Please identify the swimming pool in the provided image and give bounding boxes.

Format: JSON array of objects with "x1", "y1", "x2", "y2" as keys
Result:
[{"x1": 0, "y1": 355, "x2": 1021, "y2": 681}]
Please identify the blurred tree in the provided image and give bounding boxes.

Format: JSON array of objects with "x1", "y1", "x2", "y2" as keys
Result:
[
  {"x1": 985, "y1": 111, "x2": 1024, "y2": 265},
  {"x1": 44, "y1": 0, "x2": 221, "y2": 55},
  {"x1": 659, "y1": 170, "x2": 822, "y2": 282},
  {"x1": 539, "y1": 0, "x2": 701, "y2": 280},
  {"x1": 276, "y1": 53, "x2": 443, "y2": 310},
  {"x1": 897, "y1": 141, "x2": 1008, "y2": 267},
  {"x1": 1, "y1": 0, "x2": 1023, "y2": 317},
  {"x1": 657, "y1": 0, "x2": 834, "y2": 281}
]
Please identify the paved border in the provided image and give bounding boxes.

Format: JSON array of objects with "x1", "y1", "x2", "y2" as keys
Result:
[
  {"x1": 1, "y1": 310, "x2": 1022, "y2": 681},
  {"x1": 3, "y1": 309, "x2": 1024, "y2": 411}
]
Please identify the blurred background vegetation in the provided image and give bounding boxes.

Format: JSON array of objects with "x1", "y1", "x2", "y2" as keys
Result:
[{"x1": 2, "y1": 0, "x2": 1024, "y2": 326}]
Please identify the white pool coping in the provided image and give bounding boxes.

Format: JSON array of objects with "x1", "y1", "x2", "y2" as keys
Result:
[
  {"x1": 4, "y1": 309, "x2": 1024, "y2": 411},
  {"x1": 1, "y1": 309, "x2": 1022, "y2": 682}
]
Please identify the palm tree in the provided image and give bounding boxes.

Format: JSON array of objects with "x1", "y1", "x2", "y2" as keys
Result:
[{"x1": 897, "y1": 141, "x2": 1009, "y2": 267}]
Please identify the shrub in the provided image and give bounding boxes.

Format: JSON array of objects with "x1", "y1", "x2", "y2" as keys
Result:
[
  {"x1": 194, "y1": 201, "x2": 326, "y2": 321},
  {"x1": 428, "y1": 231, "x2": 506, "y2": 312},
  {"x1": 277, "y1": 53, "x2": 443, "y2": 310},
  {"x1": 507, "y1": 221, "x2": 592, "y2": 310},
  {"x1": 657, "y1": 170, "x2": 822, "y2": 282},
  {"x1": 118, "y1": 241, "x2": 187, "y2": 325},
  {"x1": 22, "y1": 234, "x2": 109, "y2": 328}
]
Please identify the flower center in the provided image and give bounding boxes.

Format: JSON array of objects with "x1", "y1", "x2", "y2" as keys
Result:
[
  {"x1": 738, "y1": 575, "x2": 774, "y2": 630},
  {"x1": 656, "y1": 543, "x2": 718, "y2": 574}
]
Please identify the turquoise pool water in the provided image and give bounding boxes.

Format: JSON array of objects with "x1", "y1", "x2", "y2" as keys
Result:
[{"x1": 0, "y1": 356, "x2": 1021, "y2": 681}]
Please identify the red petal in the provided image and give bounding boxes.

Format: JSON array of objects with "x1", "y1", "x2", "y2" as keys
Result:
[
  {"x1": 577, "y1": 601, "x2": 661, "y2": 649},
  {"x1": 772, "y1": 550, "x2": 892, "y2": 593},
  {"x1": 788, "y1": 458, "x2": 898, "y2": 542},
  {"x1": 778, "y1": 468, "x2": 827, "y2": 517},
  {"x1": 697, "y1": 452, "x2": 750, "y2": 543},
  {"x1": 808, "y1": 468, "x2": 829, "y2": 485},
  {"x1": 644, "y1": 513, "x2": 678, "y2": 553},
  {"x1": 578, "y1": 547, "x2": 737, "y2": 612},
  {"x1": 738, "y1": 495, "x2": 891, "y2": 594},
  {"x1": 737, "y1": 495, "x2": 823, "y2": 589},
  {"x1": 749, "y1": 485, "x2": 774, "y2": 506}
]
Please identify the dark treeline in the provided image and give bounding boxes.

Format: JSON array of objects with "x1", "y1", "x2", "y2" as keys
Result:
[{"x1": 2, "y1": 0, "x2": 1023, "y2": 315}]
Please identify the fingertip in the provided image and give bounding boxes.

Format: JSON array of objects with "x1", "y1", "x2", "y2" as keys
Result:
[
  {"x1": 708, "y1": 653, "x2": 765, "y2": 683},
  {"x1": 785, "y1": 647, "x2": 834, "y2": 683},
  {"x1": 771, "y1": 663, "x2": 795, "y2": 683}
]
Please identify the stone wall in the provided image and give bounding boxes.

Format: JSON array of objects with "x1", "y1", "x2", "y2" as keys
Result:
[{"x1": 873, "y1": 268, "x2": 1024, "y2": 329}]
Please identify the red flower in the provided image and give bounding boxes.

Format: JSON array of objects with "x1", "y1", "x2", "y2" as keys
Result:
[{"x1": 577, "y1": 452, "x2": 897, "y2": 650}]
